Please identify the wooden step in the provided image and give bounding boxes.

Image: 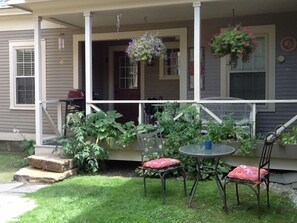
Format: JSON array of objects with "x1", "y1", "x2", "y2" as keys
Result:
[
  {"x1": 14, "y1": 166, "x2": 78, "y2": 184},
  {"x1": 27, "y1": 154, "x2": 76, "y2": 173}
]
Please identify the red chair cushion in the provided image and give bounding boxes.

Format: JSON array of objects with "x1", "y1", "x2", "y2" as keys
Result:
[
  {"x1": 227, "y1": 165, "x2": 268, "y2": 182},
  {"x1": 142, "y1": 158, "x2": 181, "y2": 169}
]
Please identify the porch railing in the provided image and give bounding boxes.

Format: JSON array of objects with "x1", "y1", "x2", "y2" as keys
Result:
[{"x1": 39, "y1": 99, "x2": 297, "y2": 145}]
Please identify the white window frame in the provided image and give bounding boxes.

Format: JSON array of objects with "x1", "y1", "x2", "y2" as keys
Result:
[
  {"x1": 159, "y1": 41, "x2": 180, "y2": 80},
  {"x1": 9, "y1": 40, "x2": 46, "y2": 110},
  {"x1": 220, "y1": 25, "x2": 275, "y2": 111}
]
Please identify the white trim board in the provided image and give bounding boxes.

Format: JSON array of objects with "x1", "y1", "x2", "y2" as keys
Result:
[
  {"x1": 0, "y1": 15, "x2": 65, "y2": 31},
  {"x1": 0, "y1": 132, "x2": 36, "y2": 141}
]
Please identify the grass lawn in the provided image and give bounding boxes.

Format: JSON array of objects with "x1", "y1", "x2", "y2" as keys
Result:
[
  {"x1": 0, "y1": 151, "x2": 26, "y2": 183},
  {"x1": 17, "y1": 175, "x2": 297, "y2": 223}
]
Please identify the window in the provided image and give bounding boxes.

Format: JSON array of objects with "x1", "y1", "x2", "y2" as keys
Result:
[
  {"x1": 220, "y1": 25, "x2": 275, "y2": 111},
  {"x1": 9, "y1": 40, "x2": 46, "y2": 109},
  {"x1": 159, "y1": 42, "x2": 180, "y2": 80},
  {"x1": 119, "y1": 54, "x2": 138, "y2": 89},
  {"x1": 230, "y1": 36, "x2": 266, "y2": 100},
  {"x1": 16, "y1": 48, "x2": 35, "y2": 104}
]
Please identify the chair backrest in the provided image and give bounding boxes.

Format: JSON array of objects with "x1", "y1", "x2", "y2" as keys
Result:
[
  {"x1": 137, "y1": 128, "x2": 164, "y2": 162},
  {"x1": 258, "y1": 128, "x2": 280, "y2": 179},
  {"x1": 259, "y1": 132, "x2": 275, "y2": 169}
]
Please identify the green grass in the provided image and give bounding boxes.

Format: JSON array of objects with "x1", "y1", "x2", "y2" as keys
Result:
[
  {"x1": 0, "y1": 151, "x2": 27, "y2": 183},
  {"x1": 17, "y1": 175, "x2": 297, "y2": 223}
]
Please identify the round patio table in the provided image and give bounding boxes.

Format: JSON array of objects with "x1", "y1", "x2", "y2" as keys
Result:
[{"x1": 179, "y1": 143, "x2": 235, "y2": 208}]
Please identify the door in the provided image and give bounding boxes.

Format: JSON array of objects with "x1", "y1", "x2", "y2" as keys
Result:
[{"x1": 114, "y1": 51, "x2": 140, "y2": 124}]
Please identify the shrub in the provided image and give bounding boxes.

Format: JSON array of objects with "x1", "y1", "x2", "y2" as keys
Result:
[
  {"x1": 21, "y1": 139, "x2": 36, "y2": 155},
  {"x1": 278, "y1": 126, "x2": 297, "y2": 146},
  {"x1": 59, "y1": 111, "x2": 153, "y2": 173},
  {"x1": 154, "y1": 104, "x2": 255, "y2": 178}
]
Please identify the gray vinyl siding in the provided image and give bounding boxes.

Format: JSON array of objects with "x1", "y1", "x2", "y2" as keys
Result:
[
  {"x1": 144, "y1": 63, "x2": 179, "y2": 100},
  {"x1": 0, "y1": 28, "x2": 76, "y2": 135},
  {"x1": 0, "y1": 30, "x2": 35, "y2": 133},
  {"x1": 43, "y1": 28, "x2": 75, "y2": 135}
]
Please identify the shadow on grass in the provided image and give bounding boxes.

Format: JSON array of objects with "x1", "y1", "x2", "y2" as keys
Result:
[{"x1": 21, "y1": 175, "x2": 297, "y2": 223}]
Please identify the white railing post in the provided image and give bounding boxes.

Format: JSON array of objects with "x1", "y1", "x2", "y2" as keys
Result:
[
  {"x1": 138, "y1": 103, "x2": 143, "y2": 124},
  {"x1": 252, "y1": 103, "x2": 256, "y2": 136},
  {"x1": 193, "y1": 1, "x2": 201, "y2": 101},
  {"x1": 34, "y1": 16, "x2": 43, "y2": 146},
  {"x1": 84, "y1": 11, "x2": 93, "y2": 115},
  {"x1": 57, "y1": 101, "x2": 63, "y2": 134}
]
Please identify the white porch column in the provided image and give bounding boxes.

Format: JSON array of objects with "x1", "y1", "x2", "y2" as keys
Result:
[
  {"x1": 84, "y1": 11, "x2": 93, "y2": 115},
  {"x1": 193, "y1": 1, "x2": 201, "y2": 101},
  {"x1": 34, "y1": 16, "x2": 43, "y2": 146}
]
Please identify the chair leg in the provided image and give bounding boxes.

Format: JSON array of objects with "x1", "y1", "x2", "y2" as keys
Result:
[
  {"x1": 142, "y1": 168, "x2": 147, "y2": 197},
  {"x1": 161, "y1": 174, "x2": 166, "y2": 204},
  {"x1": 223, "y1": 182, "x2": 229, "y2": 214},
  {"x1": 235, "y1": 183, "x2": 240, "y2": 205},
  {"x1": 266, "y1": 181, "x2": 270, "y2": 208},
  {"x1": 143, "y1": 174, "x2": 147, "y2": 197},
  {"x1": 257, "y1": 186, "x2": 261, "y2": 218},
  {"x1": 181, "y1": 168, "x2": 187, "y2": 197}
]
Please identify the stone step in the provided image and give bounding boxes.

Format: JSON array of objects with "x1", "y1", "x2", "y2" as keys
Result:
[
  {"x1": 27, "y1": 154, "x2": 76, "y2": 173},
  {"x1": 14, "y1": 166, "x2": 78, "y2": 184}
]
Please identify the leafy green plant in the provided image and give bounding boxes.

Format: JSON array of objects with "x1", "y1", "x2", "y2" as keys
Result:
[
  {"x1": 59, "y1": 111, "x2": 153, "y2": 173},
  {"x1": 279, "y1": 126, "x2": 297, "y2": 146},
  {"x1": 210, "y1": 24, "x2": 257, "y2": 63},
  {"x1": 153, "y1": 104, "x2": 233, "y2": 178},
  {"x1": 207, "y1": 117, "x2": 237, "y2": 143},
  {"x1": 21, "y1": 139, "x2": 36, "y2": 155},
  {"x1": 205, "y1": 116, "x2": 256, "y2": 156},
  {"x1": 13, "y1": 128, "x2": 36, "y2": 155},
  {"x1": 238, "y1": 137, "x2": 257, "y2": 156},
  {"x1": 60, "y1": 111, "x2": 127, "y2": 173}
]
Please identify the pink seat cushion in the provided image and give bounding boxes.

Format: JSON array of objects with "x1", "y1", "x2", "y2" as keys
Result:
[
  {"x1": 143, "y1": 158, "x2": 181, "y2": 169},
  {"x1": 227, "y1": 165, "x2": 268, "y2": 182}
]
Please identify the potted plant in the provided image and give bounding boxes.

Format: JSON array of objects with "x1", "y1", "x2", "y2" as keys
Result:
[
  {"x1": 126, "y1": 32, "x2": 167, "y2": 64},
  {"x1": 210, "y1": 24, "x2": 257, "y2": 67}
]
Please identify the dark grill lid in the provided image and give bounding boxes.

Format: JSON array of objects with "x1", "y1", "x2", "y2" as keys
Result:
[{"x1": 67, "y1": 89, "x2": 85, "y2": 99}]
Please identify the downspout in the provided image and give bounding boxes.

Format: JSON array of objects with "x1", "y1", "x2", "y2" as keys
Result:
[
  {"x1": 193, "y1": 1, "x2": 201, "y2": 101},
  {"x1": 84, "y1": 11, "x2": 93, "y2": 115},
  {"x1": 34, "y1": 16, "x2": 43, "y2": 146}
]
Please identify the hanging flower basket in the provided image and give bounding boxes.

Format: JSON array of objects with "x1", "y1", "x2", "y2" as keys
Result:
[
  {"x1": 126, "y1": 32, "x2": 167, "y2": 64},
  {"x1": 210, "y1": 25, "x2": 257, "y2": 64}
]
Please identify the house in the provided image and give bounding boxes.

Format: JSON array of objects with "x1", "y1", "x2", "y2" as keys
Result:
[{"x1": 0, "y1": 0, "x2": 297, "y2": 164}]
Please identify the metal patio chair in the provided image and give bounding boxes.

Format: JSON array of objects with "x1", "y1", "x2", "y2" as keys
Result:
[
  {"x1": 223, "y1": 127, "x2": 280, "y2": 217},
  {"x1": 137, "y1": 127, "x2": 187, "y2": 204}
]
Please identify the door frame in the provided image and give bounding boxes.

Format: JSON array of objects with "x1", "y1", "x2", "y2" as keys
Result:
[{"x1": 108, "y1": 45, "x2": 145, "y2": 110}]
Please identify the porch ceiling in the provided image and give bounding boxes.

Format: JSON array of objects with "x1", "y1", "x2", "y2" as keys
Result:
[{"x1": 5, "y1": 0, "x2": 297, "y2": 28}]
